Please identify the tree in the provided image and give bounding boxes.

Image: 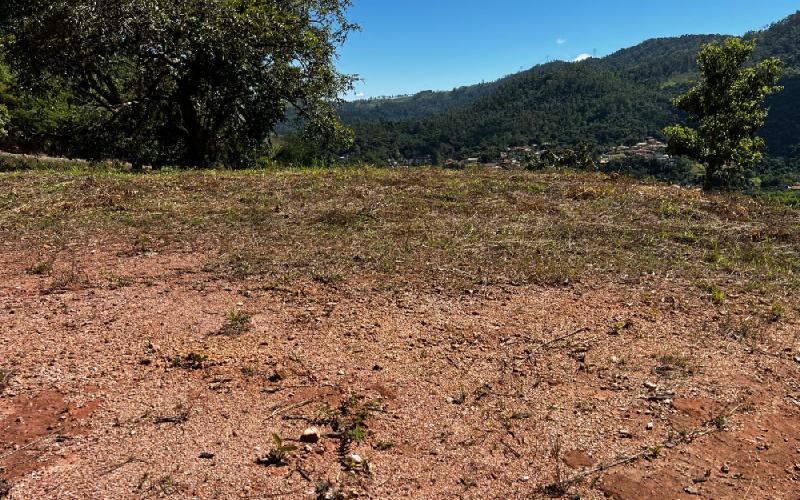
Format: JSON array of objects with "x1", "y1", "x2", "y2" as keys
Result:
[
  {"x1": 0, "y1": 49, "x2": 10, "y2": 139},
  {"x1": 0, "y1": 0, "x2": 357, "y2": 167},
  {"x1": 664, "y1": 38, "x2": 783, "y2": 190}
]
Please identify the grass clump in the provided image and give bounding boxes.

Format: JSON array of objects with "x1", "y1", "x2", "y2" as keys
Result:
[
  {"x1": 654, "y1": 354, "x2": 697, "y2": 377},
  {"x1": 767, "y1": 302, "x2": 786, "y2": 322},
  {"x1": 26, "y1": 261, "x2": 53, "y2": 275},
  {"x1": 703, "y1": 284, "x2": 726, "y2": 305},
  {"x1": 215, "y1": 309, "x2": 252, "y2": 336},
  {"x1": 170, "y1": 352, "x2": 207, "y2": 370}
]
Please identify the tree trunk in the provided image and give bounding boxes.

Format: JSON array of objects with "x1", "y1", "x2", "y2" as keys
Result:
[
  {"x1": 176, "y1": 77, "x2": 207, "y2": 167},
  {"x1": 703, "y1": 163, "x2": 717, "y2": 191}
]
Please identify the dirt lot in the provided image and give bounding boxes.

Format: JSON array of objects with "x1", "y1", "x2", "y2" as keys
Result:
[{"x1": 1, "y1": 168, "x2": 798, "y2": 498}]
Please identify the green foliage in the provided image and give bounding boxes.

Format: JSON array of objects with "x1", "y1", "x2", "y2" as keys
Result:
[
  {"x1": 0, "y1": 102, "x2": 7, "y2": 139},
  {"x1": 216, "y1": 309, "x2": 252, "y2": 336},
  {"x1": 706, "y1": 284, "x2": 726, "y2": 305},
  {"x1": 336, "y1": 13, "x2": 800, "y2": 188},
  {"x1": 337, "y1": 33, "x2": 730, "y2": 164},
  {"x1": 347, "y1": 61, "x2": 680, "y2": 164},
  {"x1": 664, "y1": 38, "x2": 783, "y2": 190},
  {"x1": 1, "y1": 0, "x2": 356, "y2": 167},
  {"x1": 0, "y1": 53, "x2": 11, "y2": 139},
  {"x1": 256, "y1": 433, "x2": 298, "y2": 467}
]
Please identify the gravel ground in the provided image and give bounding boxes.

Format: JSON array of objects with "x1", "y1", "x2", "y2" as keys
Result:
[{"x1": 1, "y1": 244, "x2": 798, "y2": 499}]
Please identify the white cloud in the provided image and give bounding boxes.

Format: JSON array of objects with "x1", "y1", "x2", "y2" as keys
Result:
[
  {"x1": 573, "y1": 53, "x2": 592, "y2": 62},
  {"x1": 556, "y1": 38, "x2": 567, "y2": 45},
  {"x1": 354, "y1": 92, "x2": 365, "y2": 98}
]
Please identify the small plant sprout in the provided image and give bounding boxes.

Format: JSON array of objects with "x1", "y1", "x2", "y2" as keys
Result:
[
  {"x1": 706, "y1": 284, "x2": 725, "y2": 305},
  {"x1": 256, "y1": 433, "x2": 298, "y2": 467},
  {"x1": 768, "y1": 302, "x2": 786, "y2": 322},
  {"x1": 217, "y1": 309, "x2": 252, "y2": 336}
]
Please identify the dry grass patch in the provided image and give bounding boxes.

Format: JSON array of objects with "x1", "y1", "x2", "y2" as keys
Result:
[{"x1": 1, "y1": 167, "x2": 798, "y2": 294}]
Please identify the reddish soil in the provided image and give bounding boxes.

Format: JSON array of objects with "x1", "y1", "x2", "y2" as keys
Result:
[{"x1": 1, "y1": 244, "x2": 799, "y2": 499}]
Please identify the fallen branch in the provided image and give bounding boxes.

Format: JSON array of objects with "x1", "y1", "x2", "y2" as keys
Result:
[
  {"x1": 531, "y1": 327, "x2": 591, "y2": 356},
  {"x1": 268, "y1": 398, "x2": 317, "y2": 420},
  {"x1": 541, "y1": 403, "x2": 743, "y2": 495},
  {"x1": 0, "y1": 436, "x2": 46, "y2": 461},
  {"x1": 102, "y1": 456, "x2": 146, "y2": 476}
]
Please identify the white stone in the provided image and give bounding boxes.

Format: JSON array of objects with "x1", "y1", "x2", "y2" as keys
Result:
[{"x1": 301, "y1": 427, "x2": 321, "y2": 443}]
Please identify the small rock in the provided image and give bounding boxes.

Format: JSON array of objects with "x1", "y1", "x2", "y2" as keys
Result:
[
  {"x1": 646, "y1": 422, "x2": 654, "y2": 431},
  {"x1": 644, "y1": 381, "x2": 658, "y2": 390},
  {"x1": 794, "y1": 463, "x2": 800, "y2": 471},
  {"x1": 337, "y1": 369, "x2": 345, "y2": 376},
  {"x1": 519, "y1": 475, "x2": 530, "y2": 482},
  {"x1": 300, "y1": 427, "x2": 321, "y2": 443},
  {"x1": 618, "y1": 428, "x2": 633, "y2": 438},
  {"x1": 199, "y1": 452, "x2": 215, "y2": 459},
  {"x1": 721, "y1": 464, "x2": 730, "y2": 473},
  {"x1": 684, "y1": 486, "x2": 700, "y2": 495},
  {"x1": 348, "y1": 453, "x2": 363, "y2": 465},
  {"x1": 794, "y1": 356, "x2": 800, "y2": 364},
  {"x1": 610, "y1": 356, "x2": 620, "y2": 364}
]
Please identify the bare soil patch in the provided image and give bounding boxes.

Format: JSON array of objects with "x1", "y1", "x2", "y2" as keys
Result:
[{"x1": 0, "y1": 168, "x2": 798, "y2": 498}]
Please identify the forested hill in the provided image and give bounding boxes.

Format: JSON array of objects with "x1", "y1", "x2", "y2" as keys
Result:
[
  {"x1": 336, "y1": 81, "x2": 501, "y2": 123},
  {"x1": 339, "y1": 12, "x2": 800, "y2": 166}
]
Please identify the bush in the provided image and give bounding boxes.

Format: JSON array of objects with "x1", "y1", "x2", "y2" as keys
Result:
[{"x1": 0, "y1": 103, "x2": 8, "y2": 138}]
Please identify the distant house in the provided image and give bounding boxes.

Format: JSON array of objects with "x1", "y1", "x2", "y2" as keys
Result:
[{"x1": 465, "y1": 158, "x2": 479, "y2": 164}]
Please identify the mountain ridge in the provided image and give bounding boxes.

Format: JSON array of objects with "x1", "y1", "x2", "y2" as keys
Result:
[{"x1": 339, "y1": 11, "x2": 800, "y2": 172}]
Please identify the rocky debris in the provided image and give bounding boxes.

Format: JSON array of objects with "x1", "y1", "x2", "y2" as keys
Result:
[
  {"x1": 199, "y1": 452, "x2": 215, "y2": 459},
  {"x1": 0, "y1": 478, "x2": 10, "y2": 498},
  {"x1": 344, "y1": 453, "x2": 364, "y2": 469},
  {"x1": 643, "y1": 381, "x2": 658, "y2": 390},
  {"x1": 618, "y1": 428, "x2": 633, "y2": 439},
  {"x1": 300, "y1": 427, "x2": 321, "y2": 443},
  {"x1": 646, "y1": 422, "x2": 654, "y2": 431},
  {"x1": 684, "y1": 486, "x2": 700, "y2": 495}
]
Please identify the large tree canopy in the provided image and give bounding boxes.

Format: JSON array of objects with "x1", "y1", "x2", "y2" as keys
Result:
[
  {"x1": 0, "y1": 0, "x2": 356, "y2": 167},
  {"x1": 664, "y1": 38, "x2": 783, "y2": 190}
]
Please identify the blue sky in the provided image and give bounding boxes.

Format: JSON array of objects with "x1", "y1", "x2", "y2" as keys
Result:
[{"x1": 337, "y1": 0, "x2": 799, "y2": 99}]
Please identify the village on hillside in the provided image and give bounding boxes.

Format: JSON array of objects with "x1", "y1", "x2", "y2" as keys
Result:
[{"x1": 384, "y1": 138, "x2": 674, "y2": 170}]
